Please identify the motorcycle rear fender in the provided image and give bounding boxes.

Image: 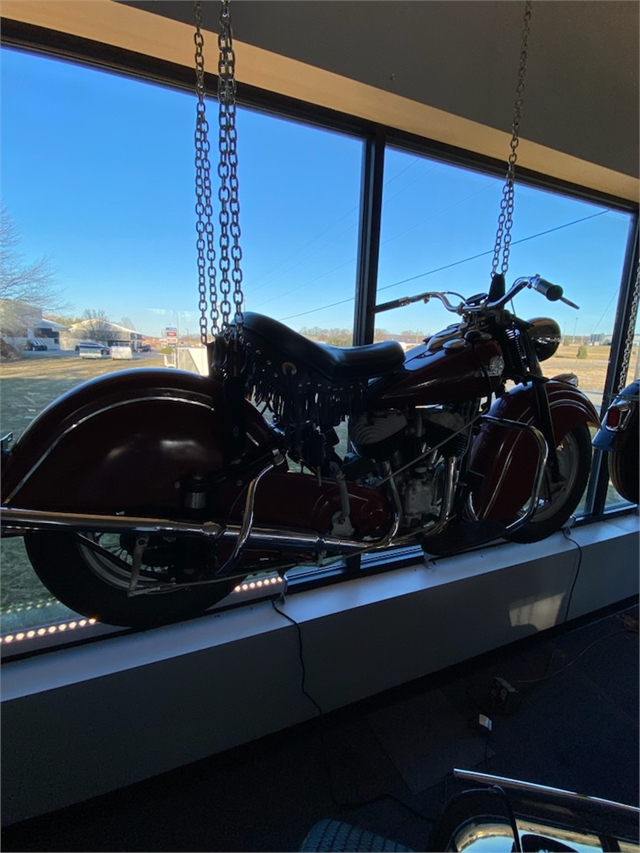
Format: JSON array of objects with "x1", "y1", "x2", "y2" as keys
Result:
[
  {"x1": 592, "y1": 380, "x2": 639, "y2": 452},
  {"x1": 469, "y1": 379, "x2": 600, "y2": 519},
  {"x1": 1, "y1": 368, "x2": 274, "y2": 514}
]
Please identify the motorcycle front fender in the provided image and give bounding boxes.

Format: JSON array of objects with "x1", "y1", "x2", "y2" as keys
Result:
[
  {"x1": 469, "y1": 379, "x2": 600, "y2": 519},
  {"x1": 1, "y1": 368, "x2": 274, "y2": 515}
]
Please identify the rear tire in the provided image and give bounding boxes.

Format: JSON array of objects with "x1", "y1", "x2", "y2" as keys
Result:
[
  {"x1": 25, "y1": 532, "x2": 241, "y2": 629},
  {"x1": 505, "y1": 422, "x2": 592, "y2": 543},
  {"x1": 608, "y1": 407, "x2": 639, "y2": 504}
]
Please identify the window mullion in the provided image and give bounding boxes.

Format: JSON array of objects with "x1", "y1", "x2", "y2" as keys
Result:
[
  {"x1": 585, "y1": 215, "x2": 639, "y2": 517},
  {"x1": 353, "y1": 127, "x2": 386, "y2": 346}
]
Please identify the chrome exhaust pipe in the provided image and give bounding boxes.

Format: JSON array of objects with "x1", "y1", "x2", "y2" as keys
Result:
[
  {"x1": 1, "y1": 507, "x2": 224, "y2": 538},
  {"x1": 0, "y1": 506, "x2": 364, "y2": 554}
]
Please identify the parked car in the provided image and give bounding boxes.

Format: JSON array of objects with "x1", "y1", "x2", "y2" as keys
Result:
[
  {"x1": 24, "y1": 339, "x2": 48, "y2": 351},
  {"x1": 75, "y1": 342, "x2": 110, "y2": 356},
  {"x1": 139, "y1": 344, "x2": 152, "y2": 352}
]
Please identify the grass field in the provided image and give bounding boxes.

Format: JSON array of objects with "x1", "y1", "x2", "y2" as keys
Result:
[
  {"x1": 1, "y1": 344, "x2": 634, "y2": 632},
  {"x1": 0, "y1": 352, "x2": 168, "y2": 628},
  {"x1": 0, "y1": 351, "x2": 166, "y2": 441},
  {"x1": 544, "y1": 344, "x2": 623, "y2": 402}
]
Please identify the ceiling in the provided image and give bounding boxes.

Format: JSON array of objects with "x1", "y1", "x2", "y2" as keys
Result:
[{"x1": 123, "y1": 1, "x2": 639, "y2": 181}]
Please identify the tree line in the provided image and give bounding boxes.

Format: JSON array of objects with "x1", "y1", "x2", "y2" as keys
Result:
[{"x1": 299, "y1": 326, "x2": 428, "y2": 346}]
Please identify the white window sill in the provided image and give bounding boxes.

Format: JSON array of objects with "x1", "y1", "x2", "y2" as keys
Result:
[{"x1": 2, "y1": 514, "x2": 638, "y2": 825}]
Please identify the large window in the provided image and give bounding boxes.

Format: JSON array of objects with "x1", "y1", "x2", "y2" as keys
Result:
[
  {"x1": 376, "y1": 147, "x2": 633, "y2": 415},
  {"x1": 0, "y1": 44, "x2": 636, "y2": 653},
  {"x1": 0, "y1": 46, "x2": 363, "y2": 643}
]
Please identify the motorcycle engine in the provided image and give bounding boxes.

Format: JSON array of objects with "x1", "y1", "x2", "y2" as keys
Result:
[
  {"x1": 349, "y1": 409, "x2": 408, "y2": 460},
  {"x1": 349, "y1": 404, "x2": 472, "y2": 528},
  {"x1": 402, "y1": 464, "x2": 439, "y2": 525},
  {"x1": 419, "y1": 407, "x2": 470, "y2": 457},
  {"x1": 399, "y1": 407, "x2": 470, "y2": 525}
]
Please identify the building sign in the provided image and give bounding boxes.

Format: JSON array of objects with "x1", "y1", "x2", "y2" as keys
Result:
[{"x1": 165, "y1": 326, "x2": 178, "y2": 347}]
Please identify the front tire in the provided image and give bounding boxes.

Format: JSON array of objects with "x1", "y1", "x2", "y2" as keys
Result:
[
  {"x1": 505, "y1": 422, "x2": 592, "y2": 543},
  {"x1": 25, "y1": 532, "x2": 241, "y2": 629}
]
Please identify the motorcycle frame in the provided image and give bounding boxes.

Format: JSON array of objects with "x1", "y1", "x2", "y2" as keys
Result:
[
  {"x1": 0, "y1": 411, "x2": 550, "y2": 595},
  {"x1": 0, "y1": 275, "x2": 599, "y2": 593}
]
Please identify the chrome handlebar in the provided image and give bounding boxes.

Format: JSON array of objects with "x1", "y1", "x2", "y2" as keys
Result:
[{"x1": 374, "y1": 275, "x2": 579, "y2": 317}]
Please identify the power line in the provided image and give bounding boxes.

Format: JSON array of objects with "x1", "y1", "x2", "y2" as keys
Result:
[
  {"x1": 281, "y1": 293, "x2": 356, "y2": 322},
  {"x1": 256, "y1": 170, "x2": 490, "y2": 311},
  {"x1": 377, "y1": 209, "x2": 608, "y2": 295},
  {"x1": 253, "y1": 255, "x2": 357, "y2": 310},
  {"x1": 380, "y1": 179, "x2": 499, "y2": 249},
  {"x1": 280, "y1": 208, "x2": 609, "y2": 321},
  {"x1": 248, "y1": 158, "x2": 425, "y2": 295}
]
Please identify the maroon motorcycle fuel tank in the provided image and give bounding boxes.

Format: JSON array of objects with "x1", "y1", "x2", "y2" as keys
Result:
[{"x1": 367, "y1": 327, "x2": 504, "y2": 406}]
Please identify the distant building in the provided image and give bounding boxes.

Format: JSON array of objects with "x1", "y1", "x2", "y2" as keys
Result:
[
  {"x1": 64, "y1": 320, "x2": 144, "y2": 350},
  {"x1": 0, "y1": 301, "x2": 66, "y2": 349}
]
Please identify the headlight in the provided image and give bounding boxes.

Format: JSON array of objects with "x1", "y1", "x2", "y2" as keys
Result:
[{"x1": 526, "y1": 317, "x2": 561, "y2": 362}]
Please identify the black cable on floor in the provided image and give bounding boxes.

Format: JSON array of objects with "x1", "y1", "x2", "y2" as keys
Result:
[
  {"x1": 271, "y1": 596, "x2": 323, "y2": 716},
  {"x1": 270, "y1": 595, "x2": 436, "y2": 825},
  {"x1": 490, "y1": 786, "x2": 523, "y2": 853},
  {"x1": 562, "y1": 525, "x2": 583, "y2": 622},
  {"x1": 511, "y1": 627, "x2": 629, "y2": 685}
]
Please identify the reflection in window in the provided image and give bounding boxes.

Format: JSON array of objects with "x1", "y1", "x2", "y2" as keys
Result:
[
  {"x1": 0, "y1": 45, "x2": 635, "y2": 650},
  {"x1": 376, "y1": 148, "x2": 632, "y2": 418},
  {"x1": 604, "y1": 303, "x2": 639, "y2": 511},
  {"x1": 0, "y1": 46, "x2": 363, "y2": 638},
  {"x1": 376, "y1": 146, "x2": 634, "y2": 521}
]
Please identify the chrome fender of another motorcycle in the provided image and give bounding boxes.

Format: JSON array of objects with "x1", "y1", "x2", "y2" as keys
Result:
[
  {"x1": 592, "y1": 380, "x2": 639, "y2": 452},
  {"x1": 469, "y1": 380, "x2": 600, "y2": 520}
]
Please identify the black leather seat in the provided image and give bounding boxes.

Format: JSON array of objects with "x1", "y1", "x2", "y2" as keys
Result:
[{"x1": 242, "y1": 313, "x2": 405, "y2": 383}]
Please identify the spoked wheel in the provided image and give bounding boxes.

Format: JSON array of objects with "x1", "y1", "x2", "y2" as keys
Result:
[
  {"x1": 505, "y1": 423, "x2": 592, "y2": 543},
  {"x1": 24, "y1": 531, "x2": 242, "y2": 629}
]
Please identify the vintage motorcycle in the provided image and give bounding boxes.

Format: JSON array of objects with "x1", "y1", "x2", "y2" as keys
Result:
[
  {"x1": 593, "y1": 379, "x2": 639, "y2": 505},
  {"x1": 0, "y1": 273, "x2": 599, "y2": 628}
]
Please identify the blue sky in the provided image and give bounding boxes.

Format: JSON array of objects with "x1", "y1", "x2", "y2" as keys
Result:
[{"x1": 1, "y1": 46, "x2": 633, "y2": 340}]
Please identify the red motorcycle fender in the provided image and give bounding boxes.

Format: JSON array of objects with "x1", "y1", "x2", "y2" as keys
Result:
[
  {"x1": 469, "y1": 380, "x2": 600, "y2": 520},
  {"x1": 1, "y1": 368, "x2": 274, "y2": 514}
]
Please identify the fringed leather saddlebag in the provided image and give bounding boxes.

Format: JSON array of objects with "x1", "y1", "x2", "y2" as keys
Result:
[{"x1": 239, "y1": 313, "x2": 404, "y2": 428}]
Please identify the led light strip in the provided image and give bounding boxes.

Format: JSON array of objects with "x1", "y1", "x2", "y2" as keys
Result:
[
  {"x1": 3, "y1": 600, "x2": 58, "y2": 615},
  {"x1": 1, "y1": 618, "x2": 97, "y2": 643},
  {"x1": 233, "y1": 576, "x2": 283, "y2": 593},
  {"x1": 0, "y1": 577, "x2": 284, "y2": 643}
]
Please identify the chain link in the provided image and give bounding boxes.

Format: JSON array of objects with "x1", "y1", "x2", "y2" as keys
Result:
[
  {"x1": 218, "y1": 0, "x2": 244, "y2": 336},
  {"x1": 491, "y1": 0, "x2": 532, "y2": 281},
  {"x1": 194, "y1": 1, "x2": 217, "y2": 345},
  {"x1": 194, "y1": 0, "x2": 244, "y2": 344},
  {"x1": 618, "y1": 261, "x2": 640, "y2": 392}
]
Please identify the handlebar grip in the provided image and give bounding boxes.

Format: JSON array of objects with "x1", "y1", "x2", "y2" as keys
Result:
[{"x1": 533, "y1": 277, "x2": 564, "y2": 301}]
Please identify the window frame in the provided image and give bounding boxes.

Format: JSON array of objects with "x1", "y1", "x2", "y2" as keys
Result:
[{"x1": 0, "y1": 27, "x2": 638, "y2": 661}]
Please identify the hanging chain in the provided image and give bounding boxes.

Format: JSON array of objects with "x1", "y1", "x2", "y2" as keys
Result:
[
  {"x1": 618, "y1": 261, "x2": 640, "y2": 392},
  {"x1": 194, "y1": 0, "x2": 244, "y2": 344},
  {"x1": 490, "y1": 0, "x2": 533, "y2": 281},
  {"x1": 194, "y1": 1, "x2": 217, "y2": 345},
  {"x1": 217, "y1": 0, "x2": 244, "y2": 337}
]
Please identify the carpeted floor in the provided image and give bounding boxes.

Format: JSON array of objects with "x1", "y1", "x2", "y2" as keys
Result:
[{"x1": 2, "y1": 599, "x2": 638, "y2": 852}]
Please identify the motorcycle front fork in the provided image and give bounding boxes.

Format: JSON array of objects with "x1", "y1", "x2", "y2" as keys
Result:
[{"x1": 531, "y1": 377, "x2": 561, "y2": 481}]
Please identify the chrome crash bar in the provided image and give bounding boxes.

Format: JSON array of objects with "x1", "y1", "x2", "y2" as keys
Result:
[{"x1": 466, "y1": 416, "x2": 549, "y2": 533}]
